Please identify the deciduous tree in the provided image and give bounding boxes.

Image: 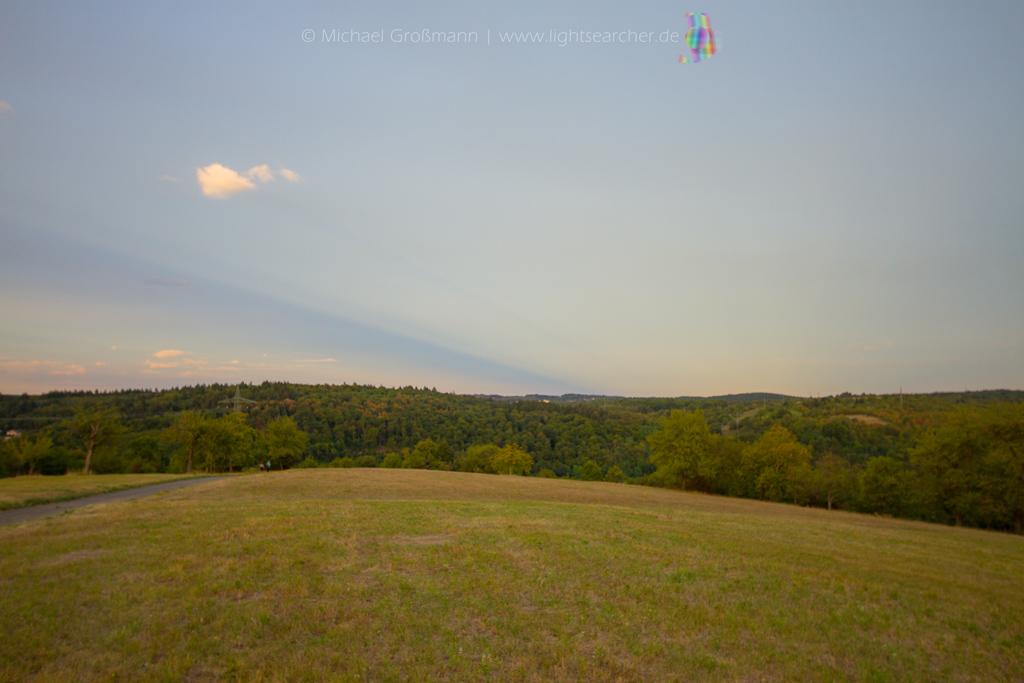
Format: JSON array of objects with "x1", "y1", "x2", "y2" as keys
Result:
[
  {"x1": 859, "y1": 456, "x2": 908, "y2": 516},
  {"x1": 7, "y1": 434, "x2": 53, "y2": 476},
  {"x1": 814, "y1": 453, "x2": 856, "y2": 510},
  {"x1": 742, "y1": 425, "x2": 812, "y2": 502},
  {"x1": 161, "y1": 411, "x2": 209, "y2": 474},
  {"x1": 266, "y1": 416, "x2": 308, "y2": 470},
  {"x1": 71, "y1": 409, "x2": 124, "y2": 475},
  {"x1": 912, "y1": 410, "x2": 998, "y2": 527},
  {"x1": 985, "y1": 403, "x2": 1024, "y2": 533},
  {"x1": 491, "y1": 444, "x2": 533, "y2": 475},
  {"x1": 578, "y1": 459, "x2": 603, "y2": 481},
  {"x1": 459, "y1": 444, "x2": 502, "y2": 473},
  {"x1": 647, "y1": 409, "x2": 715, "y2": 490}
]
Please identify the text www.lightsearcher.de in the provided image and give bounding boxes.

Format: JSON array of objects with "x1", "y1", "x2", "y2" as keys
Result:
[{"x1": 499, "y1": 29, "x2": 681, "y2": 46}]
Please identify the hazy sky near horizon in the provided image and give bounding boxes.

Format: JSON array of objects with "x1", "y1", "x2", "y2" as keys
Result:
[{"x1": 2, "y1": 1, "x2": 1023, "y2": 397}]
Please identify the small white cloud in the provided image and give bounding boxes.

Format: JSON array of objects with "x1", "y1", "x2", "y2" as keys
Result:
[
  {"x1": 51, "y1": 364, "x2": 85, "y2": 376},
  {"x1": 1, "y1": 360, "x2": 84, "y2": 375},
  {"x1": 246, "y1": 164, "x2": 274, "y2": 183},
  {"x1": 154, "y1": 349, "x2": 187, "y2": 359},
  {"x1": 95, "y1": 361, "x2": 106, "y2": 366},
  {"x1": 196, "y1": 163, "x2": 256, "y2": 198},
  {"x1": 0, "y1": 101, "x2": 12, "y2": 113},
  {"x1": 160, "y1": 174, "x2": 179, "y2": 182},
  {"x1": 279, "y1": 167, "x2": 303, "y2": 183}
]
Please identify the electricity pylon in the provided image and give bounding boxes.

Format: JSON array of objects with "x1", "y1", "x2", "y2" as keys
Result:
[{"x1": 219, "y1": 385, "x2": 257, "y2": 413}]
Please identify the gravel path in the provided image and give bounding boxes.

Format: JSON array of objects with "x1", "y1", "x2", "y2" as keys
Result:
[{"x1": 0, "y1": 477, "x2": 229, "y2": 527}]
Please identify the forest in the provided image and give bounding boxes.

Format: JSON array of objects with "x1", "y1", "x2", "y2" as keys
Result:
[{"x1": 1, "y1": 383, "x2": 1022, "y2": 533}]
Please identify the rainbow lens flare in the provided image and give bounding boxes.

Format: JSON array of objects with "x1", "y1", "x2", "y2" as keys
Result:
[{"x1": 679, "y1": 13, "x2": 716, "y2": 63}]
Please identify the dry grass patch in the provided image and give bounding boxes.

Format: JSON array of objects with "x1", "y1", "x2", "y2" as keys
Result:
[{"x1": 1, "y1": 469, "x2": 1022, "y2": 682}]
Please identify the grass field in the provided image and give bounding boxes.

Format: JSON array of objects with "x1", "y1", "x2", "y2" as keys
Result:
[
  {"x1": 0, "y1": 473, "x2": 213, "y2": 511},
  {"x1": 2, "y1": 469, "x2": 1022, "y2": 682}
]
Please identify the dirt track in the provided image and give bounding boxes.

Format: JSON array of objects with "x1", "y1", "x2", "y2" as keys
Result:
[{"x1": 0, "y1": 476, "x2": 228, "y2": 527}]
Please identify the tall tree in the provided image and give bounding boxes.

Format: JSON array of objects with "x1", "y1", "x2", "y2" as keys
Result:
[
  {"x1": 814, "y1": 453, "x2": 856, "y2": 510},
  {"x1": 161, "y1": 411, "x2": 209, "y2": 474},
  {"x1": 6, "y1": 434, "x2": 53, "y2": 476},
  {"x1": 983, "y1": 403, "x2": 1024, "y2": 533},
  {"x1": 203, "y1": 413, "x2": 259, "y2": 473},
  {"x1": 266, "y1": 416, "x2": 308, "y2": 470},
  {"x1": 912, "y1": 409, "x2": 998, "y2": 527},
  {"x1": 742, "y1": 425, "x2": 812, "y2": 502},
  {"x1": 491, "y1": 444, "x2": 533, "y2": 475},
  {"x1": 70, "y1": 409, "x2": 123, "y2": 475},
  {"x1": 859, "y1": 456, "x2": 908, "y2": 516},
  {"x1": 647, "y1": 409, "x2": 715, "y2": 490}
]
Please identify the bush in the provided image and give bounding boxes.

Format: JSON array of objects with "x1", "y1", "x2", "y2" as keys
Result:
[
  {"x1": 458, "y1": 444, "x2": 502, "y2": 473},
  {"x1": 37, "y1": 446, "x2": 69, "y2": 476},
  {"x1": 89, "y1": 449, "x2": 126, "y2": 474},
  {"x1": 294, "y1": 457, "x2": 321, "y2": 469},
  {"x1": 381, "y1": 452, "x2": 403, "y2": 468},
  {"x1": 356, "y1": 455, "x2": 376, "y2": 467},
  {"x1": 579, "y1": 460, "x2": 604, "y2": 481},
  {"x1": 537, "y1": 468, "x2": 557, "y2": 478},
  {"x1": 604, "y1": 465, "x2": 626, "y2": 483}
]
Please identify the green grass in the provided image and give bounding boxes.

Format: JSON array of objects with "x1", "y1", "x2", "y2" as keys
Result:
[
  {"x1": 1, "y1": 469, "x2": 1022, "y2": 682},
  {"x1": 0, "y1": 473, "x2": 218, "y2": 511}
]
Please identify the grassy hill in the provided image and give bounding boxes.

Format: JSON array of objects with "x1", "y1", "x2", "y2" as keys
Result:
[{"x1": 2, "y1": 470, "x2": 1022, "y2": 681}]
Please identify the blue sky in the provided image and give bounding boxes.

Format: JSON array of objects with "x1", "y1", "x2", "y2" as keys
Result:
[{"x1": 2, "y1": 1, "x2": 1022, "y2": 397}]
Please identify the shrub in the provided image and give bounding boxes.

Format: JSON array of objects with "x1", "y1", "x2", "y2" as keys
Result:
[
  {"x1": 579, "y1": 460, "x2": 604, "y2": 481},
  {"x1": 604, "y1": 465, "x2": 626, "y2": 483},
  {"x1": 37, "y1": 447, "x2": 70, "y2": 476},
  {"x1": 537, "y1": 468, "x2": 557, "y2": 478},
  {"x1": 381, "y1": 452, "x2": 403, "y2": 468}
]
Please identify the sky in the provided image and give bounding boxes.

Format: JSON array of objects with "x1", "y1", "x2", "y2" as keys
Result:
[{"x1": 1, "y1": 0, "x2": 1023, "y2": 398}]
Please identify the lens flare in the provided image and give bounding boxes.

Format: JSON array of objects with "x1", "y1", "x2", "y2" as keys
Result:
[{"x1": 679, "y1": 13, "x2": 716, "y2": 63}]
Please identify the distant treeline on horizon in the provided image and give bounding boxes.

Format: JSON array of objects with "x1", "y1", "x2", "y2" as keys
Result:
[{"x1": 2, "y1": 383, "x2": 1023, "y2": 533}]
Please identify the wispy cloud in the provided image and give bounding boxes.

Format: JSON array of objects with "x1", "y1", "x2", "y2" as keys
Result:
[
  {"x1": 196, "y1": 163, "x2": 256, "y2": 198},
  {"x1": 51, "y1": 364, "x2": 85, "y2": 376},
  {"x1": 196, "y1": 162, "x2": 299, "y2": 198},
  {"x1": 279, "y1": 167, "x2": 303, "y2": 183},
  {"x1": 0, "y1": 101, "x2": 12, "y2": 113},
  {"x1": 153, "y1": 349, "x2": 187, "y2": 359},
  {"x1": 246, "y1": 164, "x2": 273, "y2": 182},
  {"x1": 160, "y1": 174, "x2": 178, "y2": 182},
  {"x1": 0, "y1": 360, "x2": 86, "y2": 375}
]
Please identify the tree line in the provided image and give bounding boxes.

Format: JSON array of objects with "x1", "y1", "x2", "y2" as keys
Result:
[{"x1": 1, "y1": 384, "x2": 1021, "y2": 532}]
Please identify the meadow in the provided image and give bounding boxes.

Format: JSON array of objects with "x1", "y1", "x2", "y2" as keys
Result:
[
  {"x1": 0, "y1": 473, "x2": 209, "y2": 511},
  {"x1": 1, "y1": 469, "x2": 1022, "y2": 682}
]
